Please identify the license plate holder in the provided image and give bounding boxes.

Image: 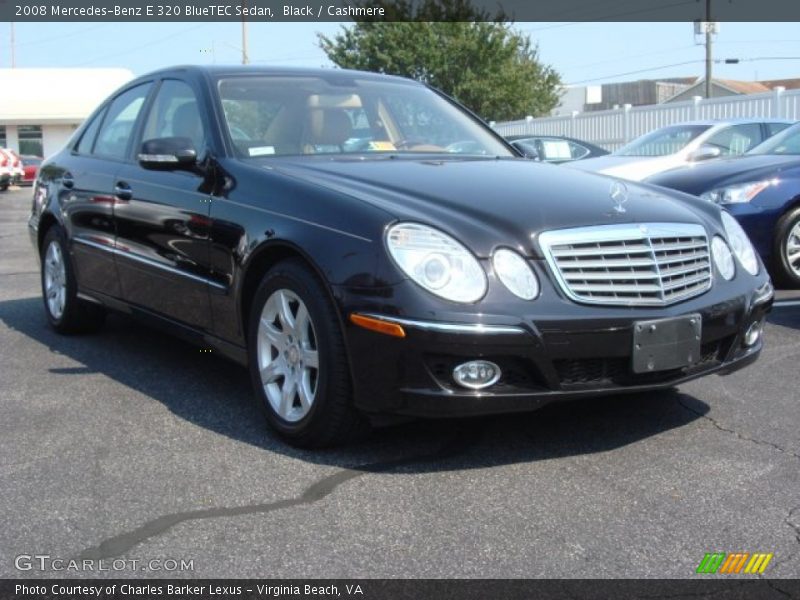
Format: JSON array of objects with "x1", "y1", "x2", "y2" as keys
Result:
[{"x1": 632, "y1": 314, "x2": 702, "y2": 374}]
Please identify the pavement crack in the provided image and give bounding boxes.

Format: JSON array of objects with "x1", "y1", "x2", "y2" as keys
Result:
[
  {"x1": 764, "y1": 579, "x2": 798, "y2": 600},
  {"x1": 769, "y1": 504, "x2": 800, "y2": 579},
  {"x1": 76, "y1": 424, "x2": 481, "y2": 560},
  {"x1": 678, "y1": 398, "x2": 800, "y2": 461}
]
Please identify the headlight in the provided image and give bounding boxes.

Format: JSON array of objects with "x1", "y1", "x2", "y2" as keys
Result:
[
  {"x1": 711, "y1": 236, "x2": 735, "y2": 280},
  {"x1": 386, "y1": 223, "x2": 487, "y2": 303},
  {"x1": 721, "y1": 211, "x2": 759, "y2": 275},
  {"x1": 701, "y1": 180, "x2": 774, "y2": 204},
  {"x1": 492, "y1": 248, "x2": 539, "y2": 300}
]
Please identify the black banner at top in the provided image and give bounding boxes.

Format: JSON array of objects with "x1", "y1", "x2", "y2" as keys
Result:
[{"x1": 4, "y1": 0, "x2": 800, "y2": 22}]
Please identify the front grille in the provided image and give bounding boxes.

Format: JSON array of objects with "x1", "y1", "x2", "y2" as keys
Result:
[{"x1": 539, "y1": 223, "x2": 712, "y2": 306}]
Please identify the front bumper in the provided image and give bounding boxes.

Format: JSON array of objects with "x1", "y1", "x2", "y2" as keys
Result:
[{"x1": 339, "y1": 279, "x2": 773, "y2": 418}]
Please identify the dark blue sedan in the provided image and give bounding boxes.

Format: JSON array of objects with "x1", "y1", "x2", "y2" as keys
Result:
[{"x1": 647, "y1": 123, "x2": 800, "y2": 288}]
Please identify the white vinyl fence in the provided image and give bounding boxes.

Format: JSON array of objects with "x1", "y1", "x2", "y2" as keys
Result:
[{"x1": 493, "y1": 87, "x2": 800, "y2": 151}]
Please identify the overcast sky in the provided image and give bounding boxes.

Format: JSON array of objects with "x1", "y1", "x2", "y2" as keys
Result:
[{"x1": 1, "y1": 21, "x2": 799, "y2": 85}]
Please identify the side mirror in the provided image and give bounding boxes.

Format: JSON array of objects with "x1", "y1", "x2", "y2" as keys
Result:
[
  {"x1": 138, "y1": 137, "x2": 197, "y2": 170},
  {"x1": 511, "y1": 141, "x2": 541, "y2": 161},
  {"x1": 689, "y1": 144, "x2": 722, "y2": 162}
]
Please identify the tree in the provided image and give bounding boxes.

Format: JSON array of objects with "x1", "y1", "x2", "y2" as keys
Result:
[{"x1": 317, "y1": 0, "x2": 562, "y2": 121}]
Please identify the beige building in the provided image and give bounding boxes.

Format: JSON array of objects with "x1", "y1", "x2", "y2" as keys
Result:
[{"x1": 0, "y1": 68, "x2": 133, "y2": 157}]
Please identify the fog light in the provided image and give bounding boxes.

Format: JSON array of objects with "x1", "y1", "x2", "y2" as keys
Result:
[
  {"x1": 453, "y1": 360, "x2": 501, "y2": 390},
  {"x1": 744, "y1": 320, "x2": 763, "y2": 347}
]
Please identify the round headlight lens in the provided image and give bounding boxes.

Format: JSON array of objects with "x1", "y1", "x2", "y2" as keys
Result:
[
  {"x1": 386, "y1": 223, "x2": 487, "y2": 303},
  {"x1": 721, "y1": 211, "x2": 759, "y2": 276},
  {"x1": 492, "y1": 248, "x2": 539, "y2": 300},
  {"x1": 711, "y1": 235, "x2": 735, "y2": 281}
]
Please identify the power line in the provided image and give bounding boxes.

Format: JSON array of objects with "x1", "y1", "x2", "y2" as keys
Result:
[
  {"x1": 13, "y1": 24, "x2": 109, "y2": 47},
  {"x1": 563, "y1": 44, "x2": 698, "y2": 71},
  {"x1": 566, "y1": 60, "x2": 703, "y2": 85},
  {"x1": 72, "y1": 24, "x2": 209, "y2": 66}
]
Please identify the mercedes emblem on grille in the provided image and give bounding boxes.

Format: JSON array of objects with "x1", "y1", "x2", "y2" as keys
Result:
[{"x1": 610, "y1": 180, "x2": 628, "y2": 214}]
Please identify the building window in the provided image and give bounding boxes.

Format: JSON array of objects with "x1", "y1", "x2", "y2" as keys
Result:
[
  {"x1": 18, "y1": 125, "x2": 43, "y2": 156},
  {"x1": 0, "y1": 126, "x2": 6, "y2": 148}
]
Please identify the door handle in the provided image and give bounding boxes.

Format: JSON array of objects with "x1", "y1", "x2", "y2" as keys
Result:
[
  {"x1": 114, "y1": 182, "x2": 133, "y2": 201},
  {"x1": 62, "y1": 173, "x2": 74, "y2": 189}
]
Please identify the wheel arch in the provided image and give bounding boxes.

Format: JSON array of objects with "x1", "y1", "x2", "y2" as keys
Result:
[
  {"x1": 239, "y1": 239, "x2": 347, "y2": 346},
  {"x1": 37, "y1": 211, "x2": 59, "y2": 254}
]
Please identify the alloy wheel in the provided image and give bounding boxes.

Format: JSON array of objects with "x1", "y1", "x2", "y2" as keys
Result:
[
  {"x1": 786, "y1": 221, "x2": 800, "y2": 278},
  {"x1": 44, "y1": 241, "x2": 67, "y2": 319},
  {"x1": 256, "y1": 289, "x2": 320, "y2": 422}
]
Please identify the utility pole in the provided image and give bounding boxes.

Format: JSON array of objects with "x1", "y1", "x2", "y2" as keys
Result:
[
  {"x1": 241, "y1": 1, "x2": 249, "y2": 64},
  {"x1": 704, "y1": 0, "x2": 712, "y2": 98},
  {"x1": 10, "y1": 22, "x2": 16, "y2": 68}
]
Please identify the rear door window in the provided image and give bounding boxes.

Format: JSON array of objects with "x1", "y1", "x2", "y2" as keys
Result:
[{"x1": 93, "y1": 83, "x2": 152, "y2": 160}]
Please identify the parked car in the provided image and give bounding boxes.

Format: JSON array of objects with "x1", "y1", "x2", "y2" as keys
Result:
[
  {"x1": 0, "y1": 148, "x2": 23, "y2": 190},
  {"x1": 505, "y1": 135, "x2": 609, "y2": 163},
  {"x1": 20, "y1": 155, "x2": 43, "y2": 186},
  {"x1": 4, "y1": 148, "x2": 25, "y2": 185},
  {"x1": 0, "y1": 154, "x2": 10, "y2": 191},
  {"x1": 569, "y1": 119, "x2": 793, "y2": 181},
  {"x1": 646, "y1": 122, "x2": 800, "y2": 288},
  {"x1": 29, "y1": 66, "x2": 773, "y2": 447}
]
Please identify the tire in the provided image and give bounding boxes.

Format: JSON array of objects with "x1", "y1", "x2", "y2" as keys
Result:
[
  {"x1": 247, "y1": 258, "x2": 368, "y2": 448},
  {"x1": 40, "y1": 227, "x2": 106, "y2": 334},
  {"x1": 773, "y1": 206, "x2": 800, "y2": 289}
]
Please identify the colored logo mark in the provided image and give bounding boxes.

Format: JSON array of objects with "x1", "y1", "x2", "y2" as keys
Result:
[{"x1": 696, "y1": 552, "x2": 773, "y2": 574}]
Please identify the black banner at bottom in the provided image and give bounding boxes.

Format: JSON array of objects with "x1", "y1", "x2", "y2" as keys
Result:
[{"x1": 1, "y1": 579, "x2": 800, "y2": 600}]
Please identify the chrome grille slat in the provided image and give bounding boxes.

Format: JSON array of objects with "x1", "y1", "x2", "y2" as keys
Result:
[
  {"x1": 559, "y1": 258, "x2": 655, "y2": 268},
  {"x1": 539, "y1": 223, "x2": 712, "y2": 307},
  {"x1": 563, "y1": 272, "x2": 660, "y2": 281}
]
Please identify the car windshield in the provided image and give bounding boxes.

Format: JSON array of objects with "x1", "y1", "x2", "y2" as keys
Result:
[
  {"x1": 748, "y1": 123, "x2": 800, "y2": 155},
  {"x1": 615, "y1": 124, "x2": 711, "y2": 157},
  {"x1": 216, "y1": 74, "x2": 513, "y2": 158}
]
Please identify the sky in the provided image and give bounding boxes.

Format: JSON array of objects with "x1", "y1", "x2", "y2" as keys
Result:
[{"x1": 0, "y1": 21, "x2": 799, "y2": 86}]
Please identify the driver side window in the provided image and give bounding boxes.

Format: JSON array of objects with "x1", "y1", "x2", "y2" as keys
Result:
[
  {"x1": 142, "y1": 80, "x2": 208, "y2": 156},
  {"x1": 705, "y1": 124, "x2": 762, "y2": 156}
]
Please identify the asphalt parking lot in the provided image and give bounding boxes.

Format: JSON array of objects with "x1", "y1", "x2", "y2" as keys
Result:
[{"x1": 1, "y1": 186, "x2": 799, "y2": 581}]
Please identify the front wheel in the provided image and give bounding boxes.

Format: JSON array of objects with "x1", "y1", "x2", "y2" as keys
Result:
[
  {"x1": 773, "y1": 207, "x2": 800, "y2": 288},
  {"x1": 247, "y1": 259, "x2": 367, "y2": 447}
]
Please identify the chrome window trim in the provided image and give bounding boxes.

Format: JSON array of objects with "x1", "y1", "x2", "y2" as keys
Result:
[
  {"x1": 72, "y1": 237, "x2": 227, "y2": 290},
  {"x1": 359, "y1": 313, "x2": 526, "y2": 335},
  {"x1": 538, "y1": 222, "x2": 712, "y2": 307}
]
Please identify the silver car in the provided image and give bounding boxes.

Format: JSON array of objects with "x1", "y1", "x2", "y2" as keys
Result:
[{"x1": 568, "y1": 119, "x2": 793, "y2": 182}]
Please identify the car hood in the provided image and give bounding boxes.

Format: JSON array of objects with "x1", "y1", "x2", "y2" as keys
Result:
[
  {"x1": 646, "y1": 154, "x2": 800, "y2": 195},
  {"x1": 267, "y1": 156, "x2": 717, "y2": 258},
  {"x1": 566, "y1": 155, "x2": 683, "y2": 181}
]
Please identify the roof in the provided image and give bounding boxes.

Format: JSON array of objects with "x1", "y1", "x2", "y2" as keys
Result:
[
  {"x1": 0, "y1": 68, "x2": 134, "y2": 124},
  {"x1": 658, "y1": 118, "x2": 793, "y2": 126},
  {"x1": 135, "y1": 64, "x2": 415, "y2": 85},
  {"x1": 760, "y1": 78, "x2": 800, "y2": 90},
  {"x1": 712, "y1": 79, "x2": 771, "y2": 94}
]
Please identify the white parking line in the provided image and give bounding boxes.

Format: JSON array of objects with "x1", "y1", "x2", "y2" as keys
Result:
[{"x1": 773, "y1": 299, "x2": 800, "y2": 307}]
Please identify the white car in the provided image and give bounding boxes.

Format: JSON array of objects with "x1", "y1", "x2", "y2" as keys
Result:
[
  {"x1": 568, "y1": 119, "x2": 793, "y2": 182},
  {"x1": 0, "y1": 149, "x2": 14, "y2": 191}
]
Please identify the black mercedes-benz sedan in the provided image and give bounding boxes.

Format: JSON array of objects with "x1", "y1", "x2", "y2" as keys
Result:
[{"x1": 29, "y1": 66, "x2": 774, "y2": 447}]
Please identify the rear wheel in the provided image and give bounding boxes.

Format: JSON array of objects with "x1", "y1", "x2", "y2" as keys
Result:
[
  {"x1": 247, "y1": 259, "x2": 367, "y2": 447},
  {"x1": 40, "y1": 227, "x2": 105, "y2": 334},
  {"x1": 773, "y1": 207, "x2": 800, "y2": 288}
]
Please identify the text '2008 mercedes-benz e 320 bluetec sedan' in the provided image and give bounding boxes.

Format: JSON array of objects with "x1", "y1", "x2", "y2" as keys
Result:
[{"x1": 29, "y1": 66, "x2": 774, "y2": 447}]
